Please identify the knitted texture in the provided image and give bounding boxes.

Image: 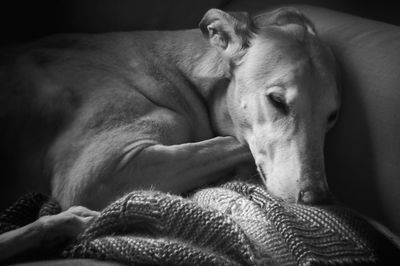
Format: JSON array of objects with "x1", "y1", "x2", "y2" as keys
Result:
[
  {"x1": 0, "y1": 193, "x2": 57, "y2": 234},
  {"x1": 1, "y1": 180, "x2": 400, "y2": 265},
  {"x1": 65, "y1": 190, "x2": 260, "y2": 266}
]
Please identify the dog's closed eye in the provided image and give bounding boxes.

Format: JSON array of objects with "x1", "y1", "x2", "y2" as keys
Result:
[{"x1": 268, "y1": 93, "x2": 288, "y2": 115}]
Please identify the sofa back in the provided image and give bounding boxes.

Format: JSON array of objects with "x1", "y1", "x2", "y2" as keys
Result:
[{"x1": 297, "y1": 6, "x2": 400, "y2": 234}]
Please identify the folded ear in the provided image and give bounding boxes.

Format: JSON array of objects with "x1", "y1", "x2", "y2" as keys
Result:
[
  {"x1": 199, "y1": 9, "x2": 255, "y2": 63},
  {"x1": 254, "y1": 7, "x2": 317, "y2": 36}
]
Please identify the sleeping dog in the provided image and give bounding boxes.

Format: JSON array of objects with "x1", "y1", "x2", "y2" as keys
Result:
[
  {"x1": 0, "y1": 7, "x2": 339, "y2": 252},
  {"x1": 0, "y1": 7, "x2": 338, "y2": 210}
]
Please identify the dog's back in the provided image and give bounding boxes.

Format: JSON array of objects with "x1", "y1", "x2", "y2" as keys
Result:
[{"x1": 0, "y1": 31, "x2": 215, "y2": 209}]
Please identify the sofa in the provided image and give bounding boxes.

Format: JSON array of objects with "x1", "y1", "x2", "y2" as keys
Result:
[{"x1": 2, "y1": 0, "x2": 400, "y2": 265}]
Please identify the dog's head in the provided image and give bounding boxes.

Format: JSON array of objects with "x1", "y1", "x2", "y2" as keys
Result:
[{"x1": 200, "y1": 8, "x2": 340, "y2": 204}]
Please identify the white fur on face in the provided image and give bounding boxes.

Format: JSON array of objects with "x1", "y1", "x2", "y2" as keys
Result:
[{"x1": 230, "y1": 29, "x2": 338, "y2": 202}]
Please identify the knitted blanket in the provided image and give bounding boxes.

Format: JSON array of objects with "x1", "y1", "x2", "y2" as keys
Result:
[{"x1": 1, "y1": 180, "x2": 399, "y2": 265}]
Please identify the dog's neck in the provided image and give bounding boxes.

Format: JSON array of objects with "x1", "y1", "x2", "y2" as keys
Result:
[{"x1": 151, "y1": 29, "x2": 235, "y2": 136}]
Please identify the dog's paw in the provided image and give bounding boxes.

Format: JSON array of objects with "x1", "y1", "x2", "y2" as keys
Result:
[{"x1": 38, "y1": 206, "x2": 99, "y2": 248}]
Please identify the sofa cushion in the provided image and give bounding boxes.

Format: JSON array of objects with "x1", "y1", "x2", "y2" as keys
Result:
[
  {"x1": 223, "y1": 0, "x2": 400, "y2": 25},
  {"x1": 301, "y1": 5, "x2": 400, "y2": 236},
  {"x1": 249, "y1": 5, "x2": 400, "y2": 235}
]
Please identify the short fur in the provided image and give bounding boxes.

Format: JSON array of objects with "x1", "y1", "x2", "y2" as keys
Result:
[{"x1": 0, "y1": 8, "x2": 338, "y2": 210}]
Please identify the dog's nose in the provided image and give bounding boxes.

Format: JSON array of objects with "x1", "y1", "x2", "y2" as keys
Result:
[{"x1": 297, "y1": 189, "x2": 333, "y2": 205}]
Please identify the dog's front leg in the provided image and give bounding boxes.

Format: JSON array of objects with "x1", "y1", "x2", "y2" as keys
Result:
[
  {"x1": 117, "y1": 136, "x2": 254, "y2": 194},
  {"x1": 0, "y1": 206, "x2": 98, "y2": 263},
  {"x1": 65, "y1": 135, "x2": 254, "y2": 209}
]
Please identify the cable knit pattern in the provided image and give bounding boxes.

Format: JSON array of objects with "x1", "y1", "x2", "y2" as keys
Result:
[
  {"x1": 0, "y1": 193, "x2": 49, "y2": 234},
  {"x1": 66, "y1": 190, "x2": 260, "y2": 265},
  {"x1": 1, "y1": 180, "x2": 400, "y2": 265}
]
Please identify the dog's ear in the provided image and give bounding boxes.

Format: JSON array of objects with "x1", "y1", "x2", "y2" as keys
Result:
[
  {"x1": 199, "y1": 9, "x2": 255, "y2": 63},
  {"x1": 254, "y1": 7, "x2": 317, "y2": 36}
]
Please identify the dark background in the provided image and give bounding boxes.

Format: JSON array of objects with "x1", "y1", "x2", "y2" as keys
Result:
[{"x1": 0, "y1": 0, "x2": 398, "y2": 42}]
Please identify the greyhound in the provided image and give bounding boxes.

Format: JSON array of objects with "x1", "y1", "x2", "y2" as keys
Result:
[
  {"x1": 0, "y1": 8, "x2": 338, "y2": 212},
  {"x1": 5, "y1": 9, "x2": 400, "y2": 262},
  {"x1": 0, "y1": 7, "x2": 347, "y2": 261}
]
